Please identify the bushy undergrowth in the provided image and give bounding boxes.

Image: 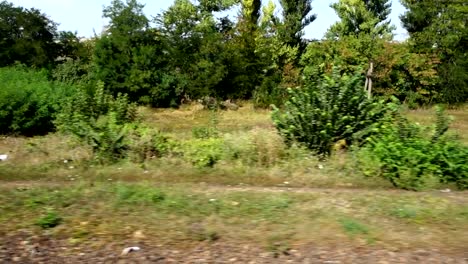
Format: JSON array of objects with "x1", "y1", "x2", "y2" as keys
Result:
[
  {"x1": 183, "y1": 138, "x2": 226, "y2": 168},
  {"x1": 55, "y1": 81, "x2": 138, "y2": 164},
  {"x1": 0, "y1": 66, "x2": 73, "y2": 135},
  {"x1": 272, "y1": 66, "x2": 389, "y2": 156},
  {"x1": 358, "y1": 107, "x2": 468, "y2": 190},
  {"x1": 127, "y1": 124, "x2": 176, "y2": 163},
  {"x1": 55, "y1": 81, "x2": 137, "y2": 133}
]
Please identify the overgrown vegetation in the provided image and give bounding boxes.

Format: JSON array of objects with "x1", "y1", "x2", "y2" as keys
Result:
[
  {"x1": 1, "y1": 0, "x2": 468, "y2": 257},
  {"x1": 358, "y1": 107, "x2": 468, "y2": 190},
  {"x1": 272, "y1": 66, "x2": 389, "y2": 156},
  {"x1": 0, "y1": 66, "x2": 73, "y2": 135}
]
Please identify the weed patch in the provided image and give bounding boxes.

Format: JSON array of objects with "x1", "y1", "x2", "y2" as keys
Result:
[{"x1": 36, "y1": 211, "x2": 63, "y2": 229}]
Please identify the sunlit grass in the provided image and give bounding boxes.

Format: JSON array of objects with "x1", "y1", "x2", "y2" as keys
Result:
[{"x1": 0, "y1": 182, "x2": 466, "y2": 252}]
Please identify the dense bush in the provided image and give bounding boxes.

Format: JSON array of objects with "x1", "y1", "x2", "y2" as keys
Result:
[
  {"x1": 253, "y1": 74, "x2": 288, "y2": 109},
  {"x1": 358, "y1": 107, "x2": 468, "y2": 190},
  {"x1": 127, "y1": 124, "x2": 176, "y2": 163},
  {"x1": 52, "y1": 58, "x2": 94, "y2": 85},
  {"x1": 0, "y1": 66, "x2": 73, "y2": 135},
  {"x1": 272, "y1": 66, "x2": 389, "y2": 156},
  {"x1": 55, "y1": 81, "x2": 137, "y2": 134},
  {"x1": 73, "y1": 112, "x2": 129, "y2": 164},
  {"x1": 55, "y1": 81, "x2": 137, "y2": 164},
  {"x1": 183, "y1": 138, "x2": 225, "y2": 168}
]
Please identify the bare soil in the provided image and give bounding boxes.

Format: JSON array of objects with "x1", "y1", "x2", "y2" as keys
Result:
[{"x1": 1, "y1": 231, "x2": 467, "y2": 263}]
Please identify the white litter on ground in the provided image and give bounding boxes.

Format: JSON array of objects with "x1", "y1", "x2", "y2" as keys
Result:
[{"x1": 121, "y1": 246, "x2": 141, "y2": 255}]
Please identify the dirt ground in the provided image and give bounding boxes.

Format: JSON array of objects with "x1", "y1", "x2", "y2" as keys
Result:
[{"x1": 1, "y1": 229, "x2": 467, "y2": 263}]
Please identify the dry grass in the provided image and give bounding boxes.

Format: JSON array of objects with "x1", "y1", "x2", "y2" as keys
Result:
[
  {"x1": 1, "y1": 103, "x2": 466, "y2": 187},
  {"x1": 1, "y1": 103, "x2": 468, "y2": 253},
  {"x1": 139, "y1": 102, "x2": 272, "y2": 138},
  {"x1": 406, "y1": 105, "x2": 468, "y2": 144},
  {"x1": 0, "y1": 182, "x2": 467, "y2": 252}
]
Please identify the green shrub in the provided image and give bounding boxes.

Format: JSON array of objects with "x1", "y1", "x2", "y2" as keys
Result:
[
  {"x1": 253, "y1": 74, "x2": 288, "y2": 109},
  {"x1": 52, "y1": 58, "x2": 94, "y2": 85},
  {"x1": 55, "y1": 81, "x2": 138, "y2": 164},
  {"x1": 0, "y1": 66, "x2": 73, "y2": 135},
  {"x1": 183, "y1": 138, "x2": 225, "y2": 168},
  {"x1": 272, "y1": 66, "x2": 389, "y2": 156},
  {"x1": 55, "y1": 81, "x2": 137, "y2": 133},
  {"x1": 358, "y1": 107, "x2": 468, "y2": 190},
  {"x1": 127, "y1": 124, "x2": 176, "y2": 163},
  {"x1": 75, "y1": 112, "x2": 129, "y2": 164},
  {"x1": 36, "y1": 211, "x2": 63, "y2": 229}
]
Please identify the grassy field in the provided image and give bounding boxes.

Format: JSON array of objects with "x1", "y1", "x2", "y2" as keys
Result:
[{"x1": 0, "y1": 103, "x2": 467, "y2": 260}]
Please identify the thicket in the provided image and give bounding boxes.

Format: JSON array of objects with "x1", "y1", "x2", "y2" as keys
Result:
[
  {"x1": 272, "y1": 66, "x2": 389, "y2": 156},
  {"x1": 0, "y1": 66, "x2": 73, "y2": 135},
  {"x1": 2, "y1": 0, "x2": 466, "y2": 107},
  {"x1": 358, "y1": 107, "x2": 468, "y2": 190}
]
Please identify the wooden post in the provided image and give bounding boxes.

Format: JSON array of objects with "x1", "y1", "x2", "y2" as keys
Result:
[{"x1": 365, "y1": 61, "x2": 373, "y2": 99}]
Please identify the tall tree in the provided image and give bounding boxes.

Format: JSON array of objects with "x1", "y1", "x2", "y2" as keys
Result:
[
  {"x1": 156, "y1": 0, "x2": 241, "y2": 100},
  {"x1": 326, "y1": 0, "x2": 394, "y2": 40},
  {"x1": 401, "y1": 0, "x2": 468, "y2": 103},
  {"x1": 55, "y1": 31, "x2": 89, "y2": 62},
  {"x1": 278, "y1": 0, "x2": 316, "y2": 52},
  {"x1": 236, "y1": 0, "x2": 262, "y2": 61},
  {"x1": 94, "y1": 0, "x2": 166, "y2": 105},
  {"x1": 0, "y1": 1, "x2": 58, "y2": 68}
]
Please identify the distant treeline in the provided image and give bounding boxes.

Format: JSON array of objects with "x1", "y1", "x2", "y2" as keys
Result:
[{"x1": 0, "y1": 0, "x2": 466, "y2": 107}]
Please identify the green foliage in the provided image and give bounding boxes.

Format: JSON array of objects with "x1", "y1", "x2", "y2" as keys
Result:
[
  {"x1": 327, "y1": 0, "x2": 394, "y2": 40},
  {"x1": 94, "y1": 0, "x2": 173, "y2": 106},
  {"x1": 272, "y1": 66, "x2": 389, "y2": 156},
  {"x1": 55, "y1": 81, "x2": 137, "y2": 164},
  {"x1": 0, "y1": 2, "x2": 88, "y2": 69},
  {"x1": 401, "y1": 0, "x2": 468, "y2": 104},
  {"x1": 55, "y1": 31, "x2": 91, "y2": 62},
  {"x1": 358, "y1": 107, "x2": 468, "y2": 190},
  {"x1": 155, "y1": 0, "x2": 228, "y2": 101},
  {"x1": 278, "y1": 0, "x2": 316, "y2": 53},
  {"x1": 373, "y1": 42, "x2": 439, "y2": 104},
  {"x1": 253, "y1": 74, "x2": 288, "y2": 108},
  {"x1": 192, "y1": 125, "x2": 219, "y2": 140},
  {"x1": 35, "y1": 211, "x2": 63, "y2": 229},
  {"x1": 0, "y1": 66, "x2": 73, "y2": 135},
  {"x1": 78, "y1": 112, "x2": 129, "y2": 164},
  {"x1": 52, "y1": 58, "x2": 94, "y2": 85},
  {"x1": 302, "y1": 39, "x2": 440, "y2": 106},
  {"x1": 55, "y1": 81, "x2": 137, "y2": 134},
  {"x1": 183, "y1": 138, "x2": 225, "y2": 168},
  {"x1": 0, "y1": 1, "x2": 58, "y2": 68},
  {"x1": 127, "y1": 124, "x2": 175, "y2": 163}
]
